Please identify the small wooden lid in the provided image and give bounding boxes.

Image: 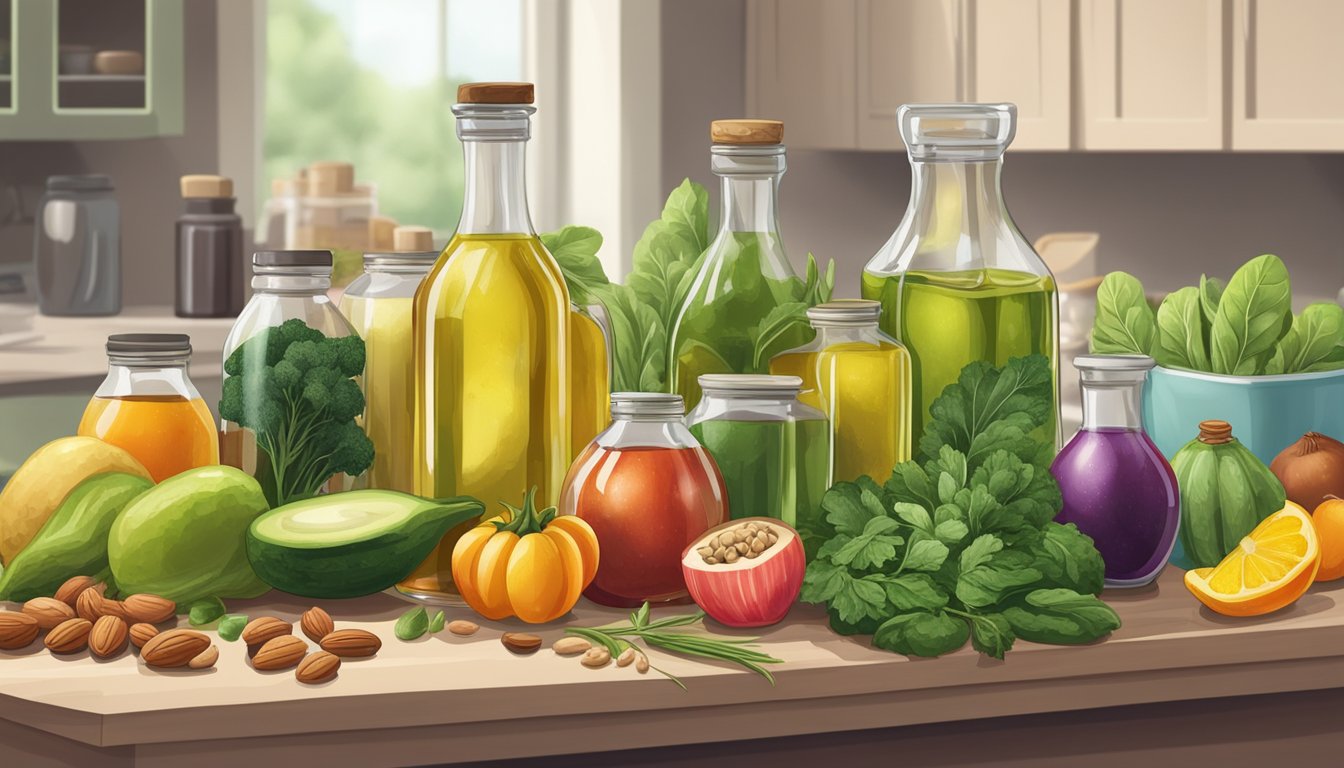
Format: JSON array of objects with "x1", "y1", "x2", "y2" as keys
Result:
[
  {"x1": 393, "y1": 225, "x2": 434, "y2": 252},
  {"x1": 368, "y1": 216, "x2": 398, "y2": 250},
  {"x1": 307, "y1": 161, "x2": 355, "y2": 196},
  {"x1": 180, "y1": 174, "x2": 233, "y2": 198},
  {"x1": 1198, "y1": 420, "x2": 1234, "y2": 445},
  {"x1": 711, "y1": 119, "x2": 784, "y2": 145},
  {"x1": 457, "y1": 82, "x2": 534, "y2": 104}
]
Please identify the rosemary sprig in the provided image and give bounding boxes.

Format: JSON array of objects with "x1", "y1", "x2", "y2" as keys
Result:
[{"x1": 565, "y1": 603, "x2": 784, "y2": 688}]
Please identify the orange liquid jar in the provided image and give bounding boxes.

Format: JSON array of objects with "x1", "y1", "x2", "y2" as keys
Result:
[{"x1": 77, "y1": 334, "x2": 219, "y2": 483}]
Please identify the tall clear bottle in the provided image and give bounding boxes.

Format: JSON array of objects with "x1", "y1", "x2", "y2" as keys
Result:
[
  {"x1": 404, "y1": 82, "x2": 570, "y2": 603},
  {"x1": 861, "y1": 104, "x2": 1058, "y2": 447},
  {"x1": 669, "y1": 119, "x2": 808, "y2": 410}
]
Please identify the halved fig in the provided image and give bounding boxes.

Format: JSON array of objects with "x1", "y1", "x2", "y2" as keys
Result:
[{"x1": 680, "y1": 517, "x2": 804, "y2": 628}]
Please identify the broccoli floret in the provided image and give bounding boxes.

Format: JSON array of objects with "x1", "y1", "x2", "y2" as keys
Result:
[{"x1": 218, "y1": 321, "x2": 372, "y2": 507}]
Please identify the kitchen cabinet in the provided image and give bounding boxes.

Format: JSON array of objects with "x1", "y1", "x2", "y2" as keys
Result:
[
  {"x1": 1230, "y1": 0, "x2": 1344, "y2": 150},
  {"x1": 0, "y1": 0, "x2": 183, "y2": 140},
  {"x1": 1077, "y1": 0, "x2": 1224, "y2": 150}
]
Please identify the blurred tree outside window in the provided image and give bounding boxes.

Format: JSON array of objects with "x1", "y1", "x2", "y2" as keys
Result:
[{"x1": 263, "y1": 0, "x2": 523, "y2": 236}]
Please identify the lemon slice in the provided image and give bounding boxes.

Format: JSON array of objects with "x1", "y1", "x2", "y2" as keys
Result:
[{"x1": 1184, "y1": 501, "x2": 1321, "y2": 617}]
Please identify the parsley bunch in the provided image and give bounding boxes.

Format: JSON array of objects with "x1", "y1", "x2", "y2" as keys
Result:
[{"x1": 801, "y1": 355, "x2": 1121, "y2": 659}]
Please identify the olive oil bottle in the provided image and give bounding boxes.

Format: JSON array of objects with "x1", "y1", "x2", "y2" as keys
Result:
[
  {"x1": 862, "y1": 104, "x2": 1058, "y2": 446},
  {"x1": 570, "y1": 303, "x2": 611, "y2": 458},
  {"x1": 405, "y1": 83, "x2": 570, "y2": 603}
]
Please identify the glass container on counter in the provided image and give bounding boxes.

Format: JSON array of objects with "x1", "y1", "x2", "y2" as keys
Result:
[
  {"x1": 770, "y1": 299, "x2": 911, "y2": 483},
  {"x1": 861, "y1": 104, "x2": 1058, "y2": 449},
  {"x1": 288, "y1": 162, "x2": 376, "y2": 290},
  {"x1": 1051, "y1": 355, "x2": 1178, "y2": 588},
  {"x1": 176, "y1": 174, "x2": 244, "y2": 318},
  {"x1": 340, "y1": 231, "x2": 437, "y2": 493},
  {"x1": 405, "y1": 82, "x2": 571, "y2": 603},
  {"x1": 561, "y1": 392, "x2": 727, "y2": 608},
  {"x1": 686, "y1": 374, "x2": 830, "y2": 557},
  {"x1": 220, "y1": 250, "x2": 363, "y2": 504},
  {"x1": 668, "y1": 119, "x2": 809, "y2": 409},
  {"x1": 78, "y1": 334, "x2": 218, "y2": 483},
  {"x1": 34, "y1": 174, "x2": 120, "y2": 316}
]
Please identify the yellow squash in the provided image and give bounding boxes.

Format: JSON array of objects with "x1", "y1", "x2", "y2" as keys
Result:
[{"x1": 451, "y1": 487, "x2": 599, "y2": 623}]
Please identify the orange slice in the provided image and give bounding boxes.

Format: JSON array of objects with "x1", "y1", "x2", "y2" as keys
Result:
[{"x1": 1184, "y1": 501, "x2": 1320, "y2": 617}]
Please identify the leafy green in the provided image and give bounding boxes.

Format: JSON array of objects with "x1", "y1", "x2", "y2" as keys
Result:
[
  {"x1": 395, "y1": 606, "x2": 429, "y2": 641},
  {"x1": 1199, "y1": 274, "x2": 1224, "y2": 327},
  {"x1": 428, "y1": 610, "x2": 446, "y2": 634},
  {"x1": 1155, "y1": 286, "x2": 1210, "y2": 371},
  {"x1": 187, "y1": 597, "x2": 227, "y2": 627},
  {"x1": 217, "y1": 614, "x2": 248, "y2": 642},
  {"x1": 801, "y1": 355, "x2": 1121, "y2": 660},
  {"x1": 1210, "y1": 254, "x2": 1293, "y2": 375},
  {"x1": 1265, "y1": 302, "x2": 1344, "y2": 374},
  {"x1": 1090, "y1": 272, "x2": 1156, "y2": 355},
  {"x1": 539, "y1": 226, "x2": 607, "y2": 305}
]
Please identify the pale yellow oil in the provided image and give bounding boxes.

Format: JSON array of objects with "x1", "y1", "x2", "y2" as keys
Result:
[
  {"x1": 405, "y1": 233, "x2": 570, "y2": 600},
  {"x1": 340, "y1": 294, "x2": 415, "y2": 493},
  {"x1": 771, "y1": 340, "x2": 912, "y2": 483},
  {"x1": 570, "y1": 308, "x2": 610, "y2": 459}
]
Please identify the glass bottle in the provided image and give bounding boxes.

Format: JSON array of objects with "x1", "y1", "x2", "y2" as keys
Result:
[
  {"x1": 561, "y1": 393, "x2": 727, "y2": 608},
  {"x1": 1051, "y1": 355, "x2": 1178, "y2": 588},
  {"x1": 770, "y1": 299, "x2": 912, "y2": 483},
  {"x1": 220, "y1": 250, "x2": 362, "y2": 504},
  {"x1": 686, "y1": 374, "x2": 831, "y2": 558},
  {"x1": 33, "y1": 174, "x2": 120, "y2": 316},
  {"x1": 669, "y1": 119, "x2": 809, "y2": 410},
  {"x1": 340, "y1": 244, "x2": 437, "y2": 493},
  {"x1": 176, "y1": 174, "x2": 244, "y2": 318},
  {"x1": 405, "y1": 82, "x2": 570, "y2": 603},
  {"x1": 571, "y1": 302, "x2": 612, "y2": 461},
  {"x1": 79, "y1": 333, "x2": 218, "y2": 483},
  {"x1": 861, "y1": 104, "x2": 1058, "y2": 448}
]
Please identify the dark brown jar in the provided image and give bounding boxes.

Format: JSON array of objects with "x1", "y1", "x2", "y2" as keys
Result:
[{"x1": 176, "y1": 174, "x2": 243, "y2": 318}]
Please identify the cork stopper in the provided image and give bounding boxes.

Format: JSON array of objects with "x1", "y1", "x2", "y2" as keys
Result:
[
  {"x1": 393, "y1": 225, "x2": 434, "y2": 252},
  {"x1": 306, "y1": 161, "x2": 355, "y2": 196},
  {"x1": 180, "y1": 174, "x2": 233, "y2": 199},
  {"x1": 368, "y1": 215, "x2": 398, "y2": 251},
  {"x1": 711, "y1": 119, "x2": 784, "y2": 145},
  {"x1": 1197, "y1": 420, "x2": 1234, "y2": 445},
  {"x1": 457, "y1": 82, "x2": 534, "y2": 104}
]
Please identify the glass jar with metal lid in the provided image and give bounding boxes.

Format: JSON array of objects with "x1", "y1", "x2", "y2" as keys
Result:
[
  {"x1": 77, "y1": 333, "x2": 218, "y2": 483},
  {"x1": 685, "y1": 374, "x2": 830, "y2": 556},
  {"x1": 770, "y1": 299, "x2": 912, "y2": 484},
  {"x1": 33, "y1": 174, "x2": 120, "y2": 316},
  {"x1": 220, "y1": 250, "x2": 367, "y2": 506},
  {"x1": 341, "y1": 226, "x2": 438, "y2": 493}
]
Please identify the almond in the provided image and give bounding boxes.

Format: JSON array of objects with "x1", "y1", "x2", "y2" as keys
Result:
[
  {"x1": 296, "y1": 650, "x2": 341, "y2": 684},
  {"x1": 99, "y1": 599, "x2": 133, "y2": 622},
  {"x1": 241, "y1": 616, "x2": 292, "y2": 651},
  {"x1": 45, "y1": 618, "x2": 93, "y2": 654},
  {"x1": 551, "y1": 637, "x2": 591, "y2": 655},
  {"x1": 22, "y1": 597, "x2": 75, "y2": 630},
  {"x1": 129, "y1": 623, "x2": 160, "y2": 649},
  {"x1": 89, "y1": 615, "x2": 130, "y2": 659},
  {"x1": 447, "y1": 619, "x2": 480, "y2": 636},
  {"x1": 301, "y1": 607, "x2": 334, "y2": 643},
  {"x1": 319, "y1": 628, "x2": 382, "y2": 658},
  {"x1": 75, "y1": 588, "x2": 106, "y2": 621},
  {"x1": 0, "y1": 612, "x2": 40, "y2": 650},
  {"x1": 54, "y1": 575, "x2": 98, "y2": 608},
  {"x1": 251, "y1": 635, "x2": 308, "y2": 670},
  {"x1": 188, "y1": 645, "x2": 219, "y2": 670},
  {"x1": 501, "y1": 632, "x2": 542, "y2": 654},
  {"x1": 122, "y1": 594, "x2": 177, "y2": 625},
  {"x1": 142, "y1": 629, "x2": 211, "y2": 668}
]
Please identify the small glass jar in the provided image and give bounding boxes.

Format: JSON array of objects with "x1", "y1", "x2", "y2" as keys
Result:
[
  {"x1": 78, "y1": 334, "x2": 218, "y2": 483},
  {"x1": 33, "y1": 174, "x2": 120, "y2": 316},
  {"x1": 686, "y1": 374, "x2": 831, "y2": 557},
  {"x1": 770, "y1": 299, "x2": 912, "y2": 483},
  {"x1": 340, "y1": 249, "x2": 437, "y2": 493},
  {"x1": 220, "y1": 250, "x2": 363, "y2": 505},
  {"x1": 560, "y1": 393, "x2": 727, "y2": 608},
  {"x1": 1051, "y1": 355, "x2": 1178, "y2": 588}
]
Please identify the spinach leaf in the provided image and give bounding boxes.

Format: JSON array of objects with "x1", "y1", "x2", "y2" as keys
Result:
[
  {"x1": 751, "y1": 300, "x2": 810, "y2": 370},
  {"x1": 1026, "y1": 522, "x2": 1105, "y2": 594},
  {"x1": 1265, "y1": 302, "x2": 1344, "y2": 374},
  {"x1": 900, "y1": 536, "x2": 950, "y2": 572},
  {"x1": 869, "y1": 572, "x2": 948, "y2": 611},
  {"x1": 1091, "y1": 272, "x2": 1156, "y2": 355},
  {"x1": 1209, "y1": 254, "x2": 1293, "y2": 375},
  {"x1": 1155, "y1": 286, "x2": 1210, "y2": 371},
  {"x1": 1001, "y1": 588, "x2": 1121, "y2": 645},
  {"x1": 964, "y1": 611, "x2": 1015, "y2": 660},
  {"x1": 589, "y1": 283, "x2": 666, "y2": 392},
  {"x1": 918, "y1": 355, "x2": 1053, "y2": 469},
  {"x1": 539, "y1": 226, "x2": 608, "y2": 305},
  {"x1": 1199, "y1": 274, "x2": 1224, "y2": 327},
  {"x1": 872, "y1": 611, "x2": 969, "y2": 658},
  {"x1": 955, "y1": 549, "x2": 1042, "y2": 608}
]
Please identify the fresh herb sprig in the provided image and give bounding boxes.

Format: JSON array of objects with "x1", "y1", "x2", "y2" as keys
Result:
[{"x1": 566, "y1": 603, "x2": 784, "y2": 689}]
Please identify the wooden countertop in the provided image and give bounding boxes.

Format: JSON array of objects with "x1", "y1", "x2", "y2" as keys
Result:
[{"x1": 1, "y1": 567, "x2": 1343, "y2": 766}]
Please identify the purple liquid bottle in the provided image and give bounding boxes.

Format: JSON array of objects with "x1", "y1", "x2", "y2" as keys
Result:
[{"x1": 1051, "y1": 355, "x2": 1179, "y2": 587}]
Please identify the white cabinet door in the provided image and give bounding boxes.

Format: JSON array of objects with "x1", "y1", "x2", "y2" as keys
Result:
[
  {"x1": 856, "y1": 0, "x2": 962, "y2": 150},
  {"x1": 1231, "y1": 0, "x2": 1344, "y2": 150},
  {"x1": 968, "y1": 0, "x2": 1071, "y2": 150},
  {"x1": 1079, "y1": 0, "x2": 1225, "y2": 149},
  {"x1": 746, "y1": 0, "x2": 857, "y2": 149}
]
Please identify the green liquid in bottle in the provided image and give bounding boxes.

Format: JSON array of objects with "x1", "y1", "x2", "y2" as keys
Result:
[{"x1": 862, "y1": 268, "x2": 1058, "y2": 446}]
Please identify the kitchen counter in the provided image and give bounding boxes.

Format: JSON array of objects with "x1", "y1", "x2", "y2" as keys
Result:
[
  {"x1": 0, "y1": 307, "x2": 234, "y2": 396},
  {"x1": 1, "y1": 568, "x2": 1342, "y2": 766}
]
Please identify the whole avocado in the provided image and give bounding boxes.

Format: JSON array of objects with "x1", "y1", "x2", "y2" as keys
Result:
[{"x1": 109, "y1": 465, "x2": 272, "y2": 603}]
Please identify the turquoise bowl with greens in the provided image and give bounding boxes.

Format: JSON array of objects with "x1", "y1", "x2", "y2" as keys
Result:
[{"x1": 1141, "y1": 366, "x2": 1344, "y2": 466}]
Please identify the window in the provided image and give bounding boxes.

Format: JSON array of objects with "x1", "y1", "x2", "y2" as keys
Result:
[{"x1": 262, "y1": 0, "x2": 523, "y2": 236}]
